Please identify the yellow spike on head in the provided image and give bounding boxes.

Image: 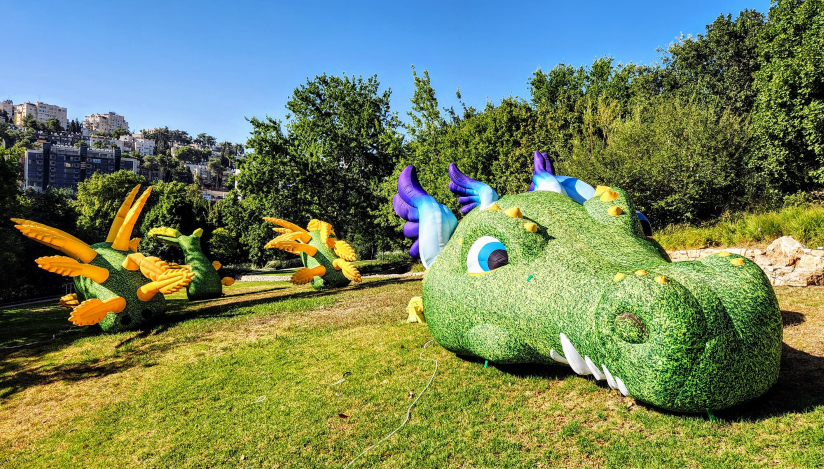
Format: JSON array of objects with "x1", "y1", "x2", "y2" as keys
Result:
[
  {"x1": 112, "y1": 186, "x2": 153, "y2": 251},
  {"x1": 106, "y1": 185, "x2": 141, "y2": 242}
]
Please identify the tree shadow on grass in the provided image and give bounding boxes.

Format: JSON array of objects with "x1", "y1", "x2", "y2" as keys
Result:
[{"x1": 0, "y1": 276, "x2": 422, "y2": 399}]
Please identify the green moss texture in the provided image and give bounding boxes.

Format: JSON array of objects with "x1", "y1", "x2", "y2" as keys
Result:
[
  {"x1": 301, "y1": 231, "x2": 350, "y2": 290},
  {"x1": 75, "y1": 243, "x2": 167, "y2": 333},
  {"x1": 422, "y1": 188, "x2": 782, "y2": 413}
]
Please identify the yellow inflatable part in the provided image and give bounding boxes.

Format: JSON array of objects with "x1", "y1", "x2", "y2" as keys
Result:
[
  {"x1": 407, "y1": 296, "x2": 425, "y2": 323},
  {"x1": 105, "y1": 185, "x2": 140, "y2": 242},
  {"x1": 112, "y1": 187, "x2": 152, "y2": 251},
  {"x1": 332, "y1": 259, "x2": 361, "y2": 282},
  {"x1": 334, "y1": 240, "x2": 357, "y2": 261},
  {"x1": 221, "y1": 277, "x2": 235, "y2": 286},
  {"x1": 14, "y1": 223, "x2": 97, "y2": 263},
  {"x1": 271, "y1": 227, "x2": 293, "y2": 234},
  {"x1": 263, "y1": 217, "x2": 307, "y2": 234},
  {"x1": 307, "y1": 219, "x2": 321, "y2": 231},
  {"x1": 129, "y1": 238, "x2": 141, "y2": 252},
  {"x1": 212, "y1": 260, "x2": 221, "y2": 270},
  {"x1": 290, "y1": 266, "x2": 326, "y2": 285},
  {"x1": 265, "y1": 240, "x2": 318, "y2": 257},
  {"x1": 137, "y1": 268, "x2": 193, "y2": 301},
  {"x1": 35, "y1": 256, "x2": 110, "y2": 283},
  {"x1": 69, "y1": 297, "x2": 127, "y2": 326},
  {"x1": 59, "y1": 293, "x2": 79, "y2": 308},
  {"x1": 147, "y1": 226, "x2": 182, "y2": 239}
]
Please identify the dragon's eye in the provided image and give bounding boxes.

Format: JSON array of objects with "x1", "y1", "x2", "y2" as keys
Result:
[{"x1": 467, "y1": 236, "x2": 509, "y2": 274}]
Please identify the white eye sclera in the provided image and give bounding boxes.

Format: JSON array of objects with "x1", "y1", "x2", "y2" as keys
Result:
[{"x1": 467, "y1": 236, "x2": 509, "y2": 274}]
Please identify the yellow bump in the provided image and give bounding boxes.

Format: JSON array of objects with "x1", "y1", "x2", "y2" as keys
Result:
[
  {"x1": 717, "y1": 251, "x2": 731, "y2": 257},
  {"x1": 613, "y1": 273, "x2": 626, "y2": 282},
  {"x1": 212, "y1": 260, "x2": 221, "y2": 271},
  {"x1": 635, "y1": 270, "x2": 648, "y2": 276},
  {"x1": 524, "y1": 222, "x2": 537, "y2": 232},
  {"x1": 221, "y1": 277, "x2": 235, "y2": 286},
  {"x1": 731, "y1": 258, "x2": 745, "y2": 266},
  {"x1": 458, "y1": 238, "x2": 463, "y2": 245},
  {"x1": 504, "y1": 207, "x2": 523, "y2": 219},
  {"x1": 608, "y1": 206, "x2": 623, "y2": 217},
  {"x1": 600, "y1": 190, "x2": 620, "y2": 202},
  {"x1": 655, "y1": 275, "x2": 669, "y2": 284},
  {"x1": 485, "y1": 203, "x2": 501, "y2": 211},
  {"x1": 594, "y1": 185, "x2": 610, "y2": 197}
]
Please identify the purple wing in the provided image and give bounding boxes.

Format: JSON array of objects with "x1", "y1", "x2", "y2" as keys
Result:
[{"x1": 448, "y1": 163, "x2": 498, "y2": 214}]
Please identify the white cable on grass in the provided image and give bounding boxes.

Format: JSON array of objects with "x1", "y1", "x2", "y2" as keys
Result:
[{"x1": 344, "y1": 339, "x2": 438, "y2": 468}]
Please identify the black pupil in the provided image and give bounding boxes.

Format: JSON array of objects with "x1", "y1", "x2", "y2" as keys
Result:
[{"x1": 487, "y1": 249, "x2": 509, "y2": 270}]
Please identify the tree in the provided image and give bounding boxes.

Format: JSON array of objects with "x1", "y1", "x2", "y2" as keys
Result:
[
  {"x1": 112, "y1": 127, "x2": 127, "y2": 139},
  {"x1": 195, "y1": 133, "x2": 216, "y2": 148},
  {"x1": 751, "y1": 0, "x2": 824, "y2": 195},
  {"x1": 68, "y1": 118, "x2": 82, "y2": 133},
  {"x1": 21, "y1": 114, "x2": 40, "y2": 131},
  {"x1": 660, "y1": 10, "x2": 767, "y2": 115},
  {"x1": 45, "y1": 117, "x2": 64, "y2": 133},
  {"x1": 207, "y1": 157, "x2": 225, "y2": 189},
  {"x1": 0, "y1": 146, "x2": 30, "y2": 302},
  {"x1": 208, "y1": 227, "x2": 241, "y2": 264},
  {"x1": 74, "y1": 170, "x2": 147, "y2": 241}
]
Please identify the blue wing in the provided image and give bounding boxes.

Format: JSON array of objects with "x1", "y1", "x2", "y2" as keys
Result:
[
  {"x1": 394, "y1": 165, "x2": 458, "y2": 269},
  {"x1": 448, "y1": 163, "x2": 499, "y2": 214}
]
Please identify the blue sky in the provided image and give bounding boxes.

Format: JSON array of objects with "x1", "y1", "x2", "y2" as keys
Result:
[{"x1": 2, "y1": 0, "x2": 770, "y2": 145}]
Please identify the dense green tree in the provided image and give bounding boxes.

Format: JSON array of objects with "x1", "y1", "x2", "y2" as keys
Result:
[
  {"x1": 751, "y1": 0, "x2": 824, "y2": 195},
  {"x1": 207, "y1": 157, "x2": 225, "y2": 189},
  {"x1": 174, "y1": 145, "x2": 210, "y2": 163},
  {"x1": 45, "y1": 118, "x2": 64, "y2": 133},
  {"x1": 68, "y1": 118, "x2": 82, "y2": 133},
  {"x1": 208, "y1": 227, "x2": 242, "y2": 265},
  {"x1": 74, "y1": 170, "x2": 147, "y2": 241},
  {"x1": 661, "y1": 10, "x2": 766, "y2": 115},
  {"x1": 111, "y1": 128, "x2": 128, "y2": 139},
  {"x1": 195, "y1": 133, "x2": 216, "y2": 148}
]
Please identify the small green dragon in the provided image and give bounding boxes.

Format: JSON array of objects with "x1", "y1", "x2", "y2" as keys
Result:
[
  {"x1": 147, "y1": 227, "x2": 235, "y2": 300},
  {"x1": 395, "y1": 153, "x2": 782, "y2": 413}
]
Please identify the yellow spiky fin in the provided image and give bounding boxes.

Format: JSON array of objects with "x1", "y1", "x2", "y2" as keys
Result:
[
  {"x1": 59, "y1": 293, "x2": 79, "y2": 308},
  {"x1": 14, "y1": 221, "x2": 97, "y2": 263},
  {"x1": 112, "y1": 186, "x2": 152, "y2": 251},
  {"x1": 269, "y1": 231, "x2": 311, "y2": 245},
  {"x1": 147, "y1": 227, "x2": 182, "y2": 246},
  {"x1": 318, "y1": 221, "x2": 333, "y2": 244},
  {"x1": 263, "y1": 217, "x2": 307, "y2": 234},
  {"x1": 272, "y1": 227, "x2": 293, "y2": 234},
  {"x1": 265, "y1": 239, "x2": 318, "y2": 256},
  {"x1": 290, "y1": 266, "x2": 326, "y2": 285},
  {"x1": 406, "y1": 296, "x2": 425, "y2": 323},
  {"x1": 137, "y1": 269, "x2": 194, "y2": 301},
  {"x1": 35, "y1": 256, "x2": 110, "y2": 283},
  {"x1": 307, "y1": 219, "x2": 321, "y2": 231},
  {"x1": 332, "y1": 259, "x2": 361, "y2": 282},
  {"x1": 129, "y1": 238, "x2": 141, "y2": 251},
  {"x1": 69, "y1": 297, "x2": 126, "y2": 326},
  {"x1": 11, "y1": 218, "x2": 87, "y2": 245},
  {"x1": 212, "y1": 260, "x2": 221, "y2": 270},
  {"x1": 106, "y1": 185, "x2": 141, "y2": 242},
  {"x1": 221, "y1": 277, "x2": 234, "y2": 286},
  {"x1": 334, "y1": 240, "x2": 357, "y2": 261}
]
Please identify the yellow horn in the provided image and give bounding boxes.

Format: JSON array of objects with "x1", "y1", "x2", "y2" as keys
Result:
[
  {"x1": 35, "y1": 256, "x2": 110, "y2": 283},
  {"x1": 106, "y1": 185, "x2": 141, "y2": 242},
  {"x1": 112, "y1": 187, "x2": 152, "y2": 251},
  {"x1": 504, "y1": 207, "x2": 523, "y2": 219}
]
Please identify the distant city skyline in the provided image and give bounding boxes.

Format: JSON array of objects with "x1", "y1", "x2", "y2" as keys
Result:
[{"x1": 3, "y1": 0, "x2": 770, "y2": 145}]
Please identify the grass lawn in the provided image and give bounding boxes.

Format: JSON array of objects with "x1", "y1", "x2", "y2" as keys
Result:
[{"x1": 1, "y1": 279, "x2": 823, "y2": 468}]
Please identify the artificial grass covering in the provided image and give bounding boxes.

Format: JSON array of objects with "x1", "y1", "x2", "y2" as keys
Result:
[{"x1": 403, "y1": 166, "x2": 782, "y2": 412}]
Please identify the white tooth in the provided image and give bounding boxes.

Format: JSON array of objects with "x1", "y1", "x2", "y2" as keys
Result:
[
  {"x1": 550, "y1": 349, "x2": 568, "y2": 365},
  {"x1": 585, "y1": 357, "x2": 605, "y2": 380},
  {"x1": 602, "y1": 365, "x2": 617, "y2": 390},
  {"x1": 616, "y1": 377, "x2": 629, "y2": 396},
  {"x1": 559, "y1": 333, "x2": 591, "y2": 375}
]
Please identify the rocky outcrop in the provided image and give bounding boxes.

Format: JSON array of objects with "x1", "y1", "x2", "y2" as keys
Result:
[{"x1": 667, "y1": 236, "x2": 824, "y2": 287}]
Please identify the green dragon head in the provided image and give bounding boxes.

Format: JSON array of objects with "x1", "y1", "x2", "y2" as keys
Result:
[
  {"x1": 13, "y1": 185, "x2": 194, "y2": 333},
  {"x1": 263, "y1": 218, "x2": 361, "y2": 289},
  {"x1": 395, "y1": 154, "x2": 781, "y2": 413},
  {"x1": 147, "y1": 227, "x2": 234, "y2": 300}
]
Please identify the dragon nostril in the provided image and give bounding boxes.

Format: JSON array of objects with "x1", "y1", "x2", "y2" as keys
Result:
[{"x1": 615, "y1": 312, "x2": 648, "y2": 344}]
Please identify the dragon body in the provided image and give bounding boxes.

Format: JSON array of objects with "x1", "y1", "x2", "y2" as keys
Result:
[
  {"x1": 148, "y1": 227, "x2": 234, "y2": 300},
  {"x1": 13, "y1": 185, "x2": 193, "y2": 332},
  {"x1": 394, "y1": 153, "x2": 782, "y2": 413}
]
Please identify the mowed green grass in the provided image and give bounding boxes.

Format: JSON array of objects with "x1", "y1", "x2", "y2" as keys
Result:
[{"x1": 1, "y1": 280, "x2": 824, "y2": 468}]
